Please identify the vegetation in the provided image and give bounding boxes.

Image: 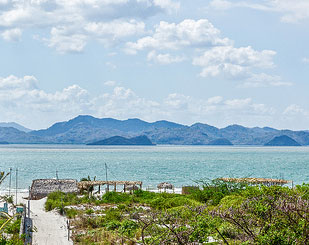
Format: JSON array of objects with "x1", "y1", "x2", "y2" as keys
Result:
[
  {"x1": 0, "y1": 171, "x2": 24, "y2": 245},
  {"x1": 45, "y1": 181, "x2": 309, "y2": 244}
]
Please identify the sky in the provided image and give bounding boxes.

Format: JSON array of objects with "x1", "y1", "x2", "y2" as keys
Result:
[{"x1": 0, "y1": 0, "x2": 309, "y2": 130}]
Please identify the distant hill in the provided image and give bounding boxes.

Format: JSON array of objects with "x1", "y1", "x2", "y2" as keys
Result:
[
  {"x1": 0, "y1": 122, "x2": 32, "y2": 132},
  {"x1": 0, "y1": 141, "x2": 9, "y2": 144},
  {"x1": 0, "y1": 127, "x2": 44, "y2": 144},
  {"x1": 264, "y1": 135, "x2": 301, "y2": 146},
  {"x1": 0, "y1": 115, "x2": 308, "y2": 145},
  {"x1": 87, "y1": 135, "x2": 154, "y2": 145},
  {"x1": 208, "y1": 138, "x2": 233, "y2": 145}
]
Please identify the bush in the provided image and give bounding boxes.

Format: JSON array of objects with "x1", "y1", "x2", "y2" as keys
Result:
[
  {"x1": 65, "y1": 208, "x2": 78, "y2": 219},
  {"x1": 118, "y1": 220, "x2": 138, "y2": 238},
  {"x1": 5, "y1": 218, "x2": 21, "y2": 234},
  {"x1": 101, "y1": 192, "x2": 132, "y2": 204},
  {"x1": 85, "y1": 209, "x2": 94, "y2": 215},
  {"x1": 191, "y1": 179, "x2": 246, "y2": 205},
  {"x1": 211, "y1": 186, "x2": 309, "y2": 244},
  {"x1": 149, "y1": 196, "x2": 201, "y2": 209}
]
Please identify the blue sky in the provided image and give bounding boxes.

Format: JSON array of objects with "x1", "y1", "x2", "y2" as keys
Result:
[{"x1": 0, "y1": 0, "x2": 308, "y2": 130}]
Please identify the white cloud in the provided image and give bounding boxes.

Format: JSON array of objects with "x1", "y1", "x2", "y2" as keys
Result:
[
  {"x1": 47, "y1": 26, "x2": 87, "y2": 53},
  {"x1": 126, "y1": 19, "x2": 231, "y2": 54},
  {"x1": 284, "y1": 104, "x2": 309, "y2": 117},
  {"x1": 207, "y1": 96, "x2": 223, "y2": 104},
  {"x1": 126, "y1": 18, "x2": 284, "y2": 87},
  {"x1": 302, "y1": 57, "x2": 309, "y2": 63},
  {"x1": 0, "y1": 0, "x2": 179, "y2": 50},
  {"x1": 147, "y1": 51, "x2": 185, "y2": 64},
  {"x1": 242, "y1": 73, "x2": 293, "y2": 88},
  {"x1": 154, "y1": 0, "x2": 180, "y2": 13},
  {"x1": 1, "y1": 28, "x2": 22, "y2": 41},
  {"x1": 225, "y1": 98, "x2": 252, "y2": 109},
  {"x1": 0, "y1": 74, "x2": 288, "y2": 129},
  {"x1": 44, "y1": 19, "x2": 146, "y2": 53},
  {"x1": 0, "y1": 75, "x2": 93, "y2": 127},
  {"x1": 85, "y1": 19, "x2": 145, "y2": 43},
  {"x1": 209, "y1": 0, "x2": 233, "y2": 10},
  {"x1": 0, "y1": 75, "x2": 38, "y2": 90},
  {"x1": 209, "y1": 0, "x2": 309, "y2": 23},
  {"x1": 193, "y1": 45, "x2": 276, "y2": 79},
  {"x1": 104, "y1": 80, "x2": 117, "y2": 86}
]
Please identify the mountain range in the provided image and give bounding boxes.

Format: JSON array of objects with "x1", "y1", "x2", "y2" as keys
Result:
[
  {"x1": 0, "y1": 115, "x2": 308, "y2": 146},
  {"x1": 0, "y1": 122, "x2": 32, "y2": 132}
]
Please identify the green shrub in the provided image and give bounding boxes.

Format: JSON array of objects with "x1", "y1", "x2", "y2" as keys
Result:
[
  {"x1": 105, "y1": 208, "x2": 122, "y2": 222},
  {"x1": 65, "y1": 208, "x2": 78, "y2": 219},
  {"x1": 85, "y1": 209, "x2": 94, "y2": 215},
  {"x1": 118, "y1": 220, "x2": 138, "y2": 238},
  {"x1": 101, "y1": 192, "x2": 132, "y2": 204},
  {"x1": 5, "y1": 218, "x2": 21, "y2": 234},
  {"x1": 105, "y1": 220, "x2": 121, "y2": 230}
]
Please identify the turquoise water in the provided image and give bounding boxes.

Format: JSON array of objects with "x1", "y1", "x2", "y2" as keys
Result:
[{"x1": 0, "y1": 144, "x2": 308, "y2": 190}]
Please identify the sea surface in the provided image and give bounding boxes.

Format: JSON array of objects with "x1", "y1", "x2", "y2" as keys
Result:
[{"x1": 0, "y1": 144, "x2": 308, "y2": 190}]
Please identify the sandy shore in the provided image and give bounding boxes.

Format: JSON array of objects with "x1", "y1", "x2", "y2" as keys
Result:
[{"x1": 1, "y1": 190, "x2": 73, "y2": 245}]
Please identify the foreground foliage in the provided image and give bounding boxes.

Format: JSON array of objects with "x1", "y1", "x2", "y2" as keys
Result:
[
  {"x1": 0, "y1": 217, "x2": 23, "y2": 245},
  {"x1": 46, "y1": 181, "x2": 309, "y2": 244}
]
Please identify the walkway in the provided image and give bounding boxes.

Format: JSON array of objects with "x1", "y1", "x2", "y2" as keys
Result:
[{"x1": 31, "y1": 198, "x2": 73, "y2": 245}]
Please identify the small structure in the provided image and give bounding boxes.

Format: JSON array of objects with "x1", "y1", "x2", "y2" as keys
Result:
[
  {"x1": 218, "y1": 178, "x2": 292, "y2": 186},
  {"x1": 77, "y1": 180, "x2": 142, "y2": 193},
  {"x1": 30, "y1": 179, "x2": 79, "y2": 200},
  {"x1": 157, "y1": 182, "x2": 174, "y2": 192}
]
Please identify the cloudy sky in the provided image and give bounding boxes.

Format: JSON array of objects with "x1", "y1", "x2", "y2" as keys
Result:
[{"x1": 0, "y1": 0, "x2": 308, "y2": 130}]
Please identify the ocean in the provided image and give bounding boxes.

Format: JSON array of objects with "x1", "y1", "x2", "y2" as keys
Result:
[{"x1": 0, "y1": 144, "x2": 308, "y2": 190}]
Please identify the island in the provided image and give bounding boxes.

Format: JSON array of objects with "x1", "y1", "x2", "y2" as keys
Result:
[
  {"x1": 264, "y1": 135, "x2": 301, "y2": 146},
  {"x1": 87, "y1": 135, "x2": 155, "y2": 145}
]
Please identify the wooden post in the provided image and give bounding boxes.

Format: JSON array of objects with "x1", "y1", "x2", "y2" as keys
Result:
[
  {"x1": 98, "y1": 185, "x2": 100, "y2": 194},
  {"x1": 67, "y1": 220, "x2": 70, "y2": 241},
  {"x1": 114, "y1": 183, "x2": 116, "y2": 192},
  {"x1": 28, "y1": 186, "x2": 30, "y2": 218},
  {"x1": 107, "y1": 183, "x2": 109, "y2": 192},
  {"x1": 124, "y1": 184, "x2": 126, "y2": 192}
]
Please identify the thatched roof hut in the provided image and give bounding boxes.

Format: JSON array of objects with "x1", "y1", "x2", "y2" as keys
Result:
[
  {"x1": 157, "y1": 182, "x2": 174, "y2": 190},
  {"x1": 218, "y1": 178, "x2": 292, "y2": 186},
  {"x1": 30, "y1": 179, "x2": 79, "y2": 200}
]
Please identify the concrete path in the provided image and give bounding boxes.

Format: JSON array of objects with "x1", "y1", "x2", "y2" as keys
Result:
[{"x1": 30, "y1": 198, "x2": 73, "y2": 245}]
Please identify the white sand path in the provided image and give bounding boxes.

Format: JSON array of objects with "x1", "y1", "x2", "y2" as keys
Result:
[
  {"x1": 30, "y1": 197, "x2": 73, "y2": 245},
  {"x1": 1, "y1": 191, "x2": 73, "y2": 245}
]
